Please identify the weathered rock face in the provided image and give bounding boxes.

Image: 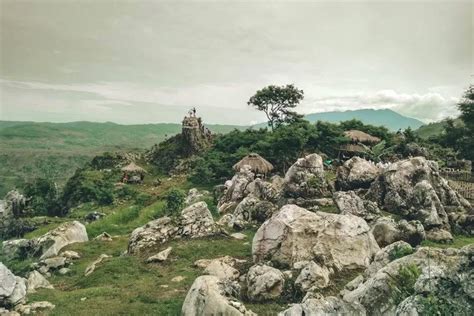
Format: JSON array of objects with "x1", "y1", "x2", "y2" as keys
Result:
[
  {"x1": 334, "y1": 191, "x2": 380, "y2": 222},
  {"x1": 128, "y1": 201, "x2": 218, "y2": 254},
  {"x1": 246, "y1": 178, "x2": 281, "y2": 203},
  {"x1": 26, "y1": 271, "x2": 53, "y2": 293},
  {"x1": 252, "y1": 205, "x2": 380, "y2": 271},
  {"x1": 367, "y1": 157, "x2": 471, "y2": 232},
  {"x1": 185, "y1": 188, "x2": 210, "y2": 206},
  {"x1": 0, "y1": 263, "x2": 26, "y2": 308},
  {"x1": 283, "y1": 154, "x2": 330, "y2": 198},
  {"x1": 204, "y1": 260, "x2": 240, "y2": 281},
  {"x1": 181, "y1": 116, "x2": 212, "y2": 155},
  {"x1": 279, "y1": 295, "x2": 366, "y2": 316},
  {"x1": 336, "y1": 157, "x2": 380, "y2": 191},
  {"x1": 371, "y1": 217, "x2": 425, "y2": 247},
  {"x1": 246, "y1": 264, "x2": 285, "y2": 302},
  {"x1": 218, "y1": 166, "x2": 255, "y2": 213},
  {"x1": 3, "y1": 190, "x2": 27, "y2": 218},
  {"x1": 2, "y1": 221, "x2": 88, "y2": 260},
  {"x1": 343, "y1": 245, "x2": 473, "y2": 315},
  {"x1": 228, "y1": 196, "x2": 277, "y2": 230},
  {"x1": 181, "y1": 275, "x2": 254, "y2": 316},
  {"x1": 294, "y1": 261, "x2": 330, "y2": 292}
]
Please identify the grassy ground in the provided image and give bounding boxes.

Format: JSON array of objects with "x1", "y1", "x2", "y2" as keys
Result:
[{"x1": 421, "y1": 235, "x2": 474, "y2": 249}]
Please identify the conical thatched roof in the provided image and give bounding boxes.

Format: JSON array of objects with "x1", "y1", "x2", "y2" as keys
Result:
[
  {"x1": 121, "y1": 162, "x2": 147, "y2": 174},
  {"x1": 344, "y1": 130, "x2": 381, "y2": 144},
  {"x1": 233, "y1": 153, "x2": 273, "y2": 174}
]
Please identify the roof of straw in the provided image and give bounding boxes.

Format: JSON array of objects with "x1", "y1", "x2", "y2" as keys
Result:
[
  {"x1": 121, "y1": 162, "x2": 147, "y2": 173},
  {"x1": 233, "y1": 153, "x2": 274, "y2": 174},
  {"x1": 344, "y1": 130, "x2": 381, "y2": 144}
]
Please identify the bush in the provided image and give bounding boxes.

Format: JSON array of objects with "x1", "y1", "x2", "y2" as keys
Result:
[
  {"x1": 388, "y1": 244, "x2": 414, "y2": 261},
  {"x1": 164, "y1": 188, "x2": 185, "y2": 215},
  {"x1": 23, "y1": 177, "x2": 61, "y2": 216},
  {"x1": 390, "y1": 264, "x2": 421, "y2": 305}
]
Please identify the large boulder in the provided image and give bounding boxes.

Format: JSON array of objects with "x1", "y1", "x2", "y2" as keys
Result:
[
  {"x1": 181, "y1": 275, "x2": 254, "y2": 316},
  {"x1": 294, "y1": 261, "x2": 331, "y2": 292},
  {"x1": 246, "y1": 264, "x2": 285, "y2": 302},
  {"x1": 343, "y1": 245, "x2": 473, "y2": 315},
  {"x1": 128, "y1": 201, "x2": 218, "y2": 254},
  {"x1": 0, "y1": 263, "x2": 26, "y2": 308},
  {"x1": 334, "y1": 191, "x2": 380, "y2": 222},
  {"x1": 283, "y1": 154, "x2": 330, "y2": 198},
  {"x1": 2, "y1": 221, "x2": 88, "y2": 260},
  {"x1": 371, "y1": 217, "x2": 425, "y2": 247},
  {"x1": 252, "y1": 205, "x2": 380, "y2": 271},
  {"x1": 367, "y1": 157, "x2": 471, "y2": 231},
  {"x1": 336, "y1": 157, "x2": 380, "y2": 191}
]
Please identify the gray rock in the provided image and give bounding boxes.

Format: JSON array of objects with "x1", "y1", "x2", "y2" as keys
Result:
[
  {"x1": 283, "y1": 154, "x2": 330, "y2": 198},
  {"x1": 336, "y1": 156, "x2": 380, "y2": 191},
  {"x1": 229, "y1": 196, "x2": 276, "y2": 229},
  {"x1": 146, "y1": 247, "x2": 172, "y2": 263},
  {"x1": 279, "y1": 295, "x2": 366, "y2": 316},
  {"x1": 182, "y1": 275, "x2": 254, "y2": 316},
  {"x1": 252, "y1": 204, "x2": 380, "y2": 271},
  {"x1": 27, "y1": 271, "x2": 53, "y2": 293},
  {"x1": 371, "y1": 217, "x2": 425, "y2": 247},
  {"x1": 128, "y1": 201, "x2": 218, "y2": 254},
  {"x1": 334, "y1": 190, "x2": 380, "y2": 222},
  {"x1": 246, "y1": 264, "x2": 285, "y2": 302},
  {"x1": 295, "y1": 261, "x2": 330, "y2": 292}
]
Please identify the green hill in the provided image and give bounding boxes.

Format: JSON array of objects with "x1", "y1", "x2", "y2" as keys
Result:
[
  {"x1": 303, "y1": 109, "x2": 424, "y2": 131},
  {"x1": 415, "y1": 118, "x2": 463, "y2": 139},
  {"x1": 0, "y1": 121, "x2": 246, "y2": 196}
]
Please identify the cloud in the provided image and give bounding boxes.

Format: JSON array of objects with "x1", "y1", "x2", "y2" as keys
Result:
[{"x1": 302, "y1": 90, "x2": 460, "y2": 122}]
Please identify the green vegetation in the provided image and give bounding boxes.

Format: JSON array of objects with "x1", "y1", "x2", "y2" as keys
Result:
[
  {"x1": 421, "y1": 235, "x2": 474, "y2": 249},
  {"x1": 0, "y1": 121, "x2": 245, "y2": 196},
  {"x1": 388, "y1": 243, "x2": 414, "y2": 261},
  {"x1": 390, "y1": 264, "x2": 421, "y2": 306},
  {"x1": 164, "y1": 188, "x2": 186, "y2": 215}
]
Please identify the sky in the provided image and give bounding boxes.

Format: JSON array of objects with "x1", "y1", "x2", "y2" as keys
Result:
[{"x1": 0, "y1": 0, "x2": 472, "y2": 125}]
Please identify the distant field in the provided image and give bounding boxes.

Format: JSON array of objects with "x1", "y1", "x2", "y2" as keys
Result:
[{"x1": 0, "y1": 121, "x2": 246, "y2": 196}]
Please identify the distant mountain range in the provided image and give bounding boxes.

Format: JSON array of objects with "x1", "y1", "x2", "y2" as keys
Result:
[{"x1": 302, "y1": 109, "x2": 424, "y2": 131}]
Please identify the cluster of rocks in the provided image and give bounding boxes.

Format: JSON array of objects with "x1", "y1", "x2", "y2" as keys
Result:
[
  {"x1": 128, "y1": 201, "x2": 220, "y2": 254},
  {"x1": 0, "y1": 263, "x2": 56, "y2": 315},
  {"x1": 179, "y1": 154, "x2": 473, "y2": 315},
  {"x1": 336, "y1": 156, "x2": 473, "y2": 243}
]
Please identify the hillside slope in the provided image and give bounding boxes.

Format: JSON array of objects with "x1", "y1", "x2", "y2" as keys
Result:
[{"x1": 0, "y1": 121, "x2": 245, "y2": 196}]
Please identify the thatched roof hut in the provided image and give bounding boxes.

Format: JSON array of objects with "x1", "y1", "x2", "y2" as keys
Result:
[
  {"x1": 233, "y1": 153, "x2": 273, "y2": 174},
  {"x1": 121, "y1": 162, "x2": 147, "y2": 174},
  {"x1": 344, "y1": 130, "x2": 381, "y2": 144}
]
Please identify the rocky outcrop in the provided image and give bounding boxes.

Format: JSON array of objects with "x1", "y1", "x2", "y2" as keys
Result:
[
  {"x1": 218, "y1": 166, "x2": 255, "y2": 214},
  {"x1": 2, "y1": 221, "x2": 88, "y2": 260},
  {"x1": 279, "y1": 295, "x2": 366, "y2": 316},
  {"x1": 283, "y1": 154, "x2": 330, "y2": 198},
  {"x1": 295, "y1": 261, "x2": 331, "y2": 292},
  {"x1": 185, "y1": 188, "x2": 210, "y2": 206},
  {"x1": 246, "y1": 264, "x2": 285, "y2": 302},
  {"x1": 334, "y1": 190, "x2": 380, "y2": 222},
  {"x1": 26, "y1": 271, "x2": 53, "y2": 293},
  {"x1": 0, "y1": 263, "x2": 26, "y2": 308},
  {"x1": 181, "y1": 116, "x2": 212, "y2": 155},
  {"x1": 204, "y1": 259, "x2": 240, "y2": 281},
  {"x1": 128, "y1": 201, "x2": 218, "y2": 254},
  {"x1": 336, "y1": 157, "x2": 380, "y2": 191},
  {"x1": 343, "y1": 245, "x2": 473, "y2": 315},
  {"x1": 252, "y1": 204, "x2": 380, "y2": 271},
  {"x1": 371, "y1": 217, "x2": 425, "y2": 247},
  {"x1": 181, "y1": 276, "x2": 254, "y2": 316},
  {"x1": 228, "y1": 196, "x2": 277, "y2": 229},
  {"x1": 367, "y1": 157, "x2": 471, "y2": 234}
]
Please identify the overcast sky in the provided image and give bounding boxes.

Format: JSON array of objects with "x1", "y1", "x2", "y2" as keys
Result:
[{"x1": 0, "y1": 0, "x2": 472, "y2": 125}]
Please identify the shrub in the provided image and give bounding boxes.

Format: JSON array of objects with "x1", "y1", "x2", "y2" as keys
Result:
[
  {"x1": 164, "y1": 188, "x2": 185, "y2": 215},
  {"x1": 388, "y1": 244, "x2": 414, "y2": 261},
  {"x1": 23, "y1": 177, "x2": 61, "y2": 216},
  {"x1": 390, "y1": 264, "x2": 421, "y2": 305}
]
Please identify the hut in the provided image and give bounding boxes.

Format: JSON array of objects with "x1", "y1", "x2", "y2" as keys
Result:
[
  {"x1": 233, "y1": 153, "x2": 273, "y2": 176},
  {"x1": 338, "y1": 130, "x2": 381, "y2": 160},
  {"x1": 343, "y1": 130, "x2": 381, "y2": 144},
  {"x1": 121, "y1": 162, "x2": 147, "y2": 183}
]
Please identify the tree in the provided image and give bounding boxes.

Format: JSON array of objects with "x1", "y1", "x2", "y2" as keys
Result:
[
  {"x1": 165, "y1": 188, "x2": 185, "y2": 215},
  {"x1": 248, "y1": 84, "x2": 304, "y2": 130}
]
